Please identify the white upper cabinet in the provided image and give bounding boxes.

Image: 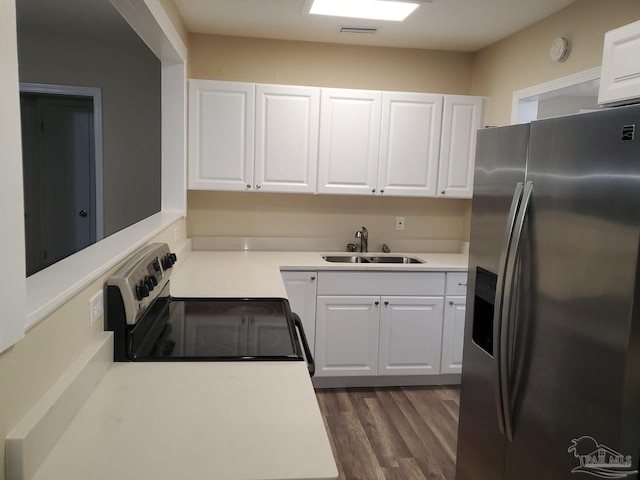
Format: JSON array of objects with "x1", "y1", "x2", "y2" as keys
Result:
[
  {"x1": 598, "y1": 20, "x2": 640, "y2": 106},
  {"x1": 437, "y1": 95, "x2": 484, "y2": 199},
  {"x1": 255, "y1": 85, "x2": 320, "y2": 193},
  {"x1": 188, "y1": 80, "x2": 255, "y2": 191},
  {"x1": 378, "y1": 93, "x2": 443, "y2": 197},
  {"x1": 317, "y1": 88, "x2": 382, "y2": 195}
]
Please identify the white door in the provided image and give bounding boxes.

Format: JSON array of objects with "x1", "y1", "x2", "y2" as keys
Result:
[
  {"x1": 378, "y1": 92, "x2": 443, "y2": 197},
  {"x1": 21, "y1": 94, "x2": 95, "y2": 275},
  {"x1": 255, "y1": 85, "x2": 319, "y2": 193},
  {"x1": 281, "y1": 271, "x2": 318, "y2": 355},
  {"x1": 317, "y1": 88, "x2": 382, "y2": 195},
  {"x1": 378, "y1": 296, "x2": 444, "y2": 376},
  {"x1": 315, "y1": 296, "x2": 380, "y2": 376},
  {"x1": 440, "y1": 296, "x2": 466, "y2": 374},
  {"x1": 437, "y1": 95, "x2": 484, "y2": 198},
  {"x1": 188, "y1": 79, "x2": 255, "y2": 191}
]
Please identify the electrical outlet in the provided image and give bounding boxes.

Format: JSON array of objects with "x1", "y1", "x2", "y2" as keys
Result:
[
  {"x1": 89, "y1": 290, "x2": 104, "y2": 327},
  {"x1": 396, "y1": 216, "x2": 405, "y2": 231}
]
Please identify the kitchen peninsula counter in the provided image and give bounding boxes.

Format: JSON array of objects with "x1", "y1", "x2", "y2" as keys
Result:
[{"x1": 26, "y1": 361, "x2": 336, "y2": 480}]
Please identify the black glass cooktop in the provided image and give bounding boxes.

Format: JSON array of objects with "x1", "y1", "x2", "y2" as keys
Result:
[{"x1": 129, "y1": 298, "x2": 304, "y2": 361}]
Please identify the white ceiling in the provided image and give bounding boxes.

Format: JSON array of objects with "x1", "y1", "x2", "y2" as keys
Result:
[{"x1": 175, "y1": 0, "x2": 577, "y2": 52}]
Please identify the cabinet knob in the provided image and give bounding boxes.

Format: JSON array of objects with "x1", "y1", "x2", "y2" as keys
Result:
[
  {"x1": 246, "y1": 184, "x2": 251, "y2": 189},
  {"x1": 372, "y1": 189, "x2": 376, "y2": 193},
  {"x1": 256, "y1": 184, "x2": 261, "y2": 189},
  {"x1": 442, "y1": 190, "x2": 446, "y2": 195},
  {"x1": 374, "y1": 301, "x2": 379, "y2": 306},
  {"x1": 310, "y1": 276, "x2": 316, "y2": 281},
  {"x1": 384, "y1": 301, "x2": 389, "y2": 306},
  {"x1": 380, "y1": 189, "x2": 384, "y2": 194},
  {"x1": 449, "y1": 300, "x2": 454, "y2": 305}
]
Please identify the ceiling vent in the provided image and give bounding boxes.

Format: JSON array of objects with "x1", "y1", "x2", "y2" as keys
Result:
[{"x1": 339, "y1": 26, "x2": 379, "y2": 34}]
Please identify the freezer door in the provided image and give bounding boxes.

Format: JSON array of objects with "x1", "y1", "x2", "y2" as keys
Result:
[
  {"x1": 504, "y1": 105, "x2": 640, "y2": 480},
  {"x1": 456, "y1": 124, "x2": 529, "y2": 480}
]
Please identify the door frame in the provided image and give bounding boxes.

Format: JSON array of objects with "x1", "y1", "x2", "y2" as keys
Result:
[{"x1": 19, "y1": 82, "x2": 104, "y2": 241}]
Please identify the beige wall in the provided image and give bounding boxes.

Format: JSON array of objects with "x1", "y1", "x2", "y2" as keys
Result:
[
  {"x1": 159, "y1": 0, "x2": 189, "y2": 48},
  {"x1": 187, "y1": 34, "x2": 475, "y2": 243},
  {"x1": 189, "y1": 33, "x2": 473, "y2": 93},
  {"x1": 471, "y1": 0, "x2": 640, "y2": 126},
  {"x1": 0, "y1": 219, "x2": 187, "y2": 480},
  {"x1": 189, "y1": 191, "x2": 471, "y2": 243}
]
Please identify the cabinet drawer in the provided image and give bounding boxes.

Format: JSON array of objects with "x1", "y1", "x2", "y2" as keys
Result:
[
  {"x1": 446, "y1": 272, "x2": 468, "y2": 296},
  {"x1": 317, "y1": 272, "x2": 445, "y2": 296}
]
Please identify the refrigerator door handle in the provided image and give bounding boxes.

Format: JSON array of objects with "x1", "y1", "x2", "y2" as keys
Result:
[
  {"x1": 493, "y1": 181, "x2": 525, "y2": 436},
  {"x1": 500, "y1": 180, "x2": 534, "y2": 442}
]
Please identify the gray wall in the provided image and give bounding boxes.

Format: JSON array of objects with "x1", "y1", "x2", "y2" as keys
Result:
[{"x1": 17, "y1": 30, "x2": 161, "y2": 237}]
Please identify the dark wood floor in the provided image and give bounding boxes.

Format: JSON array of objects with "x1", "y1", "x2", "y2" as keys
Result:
[{"x1": 315, "y1": 386, "x2": 460, "y2": 480}]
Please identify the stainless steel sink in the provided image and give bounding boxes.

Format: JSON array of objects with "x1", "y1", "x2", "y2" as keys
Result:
[
  {"x1": 322, "y1": 254, "x2": 425, "y2": 264},
  {"x1": 321, "y1": 255, "x2": 367, "y2": 263},
  {"x1": 366, "y1": 256, "x2": 424, "y2": 264}
]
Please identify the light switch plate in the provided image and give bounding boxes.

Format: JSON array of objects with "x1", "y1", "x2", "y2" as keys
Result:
[
  {"x1": 396, "y1": 217, "x2": 405, "y2": 231},
  {"x1": 89, "y1": 290, "x2": 104, "y2": 327}
]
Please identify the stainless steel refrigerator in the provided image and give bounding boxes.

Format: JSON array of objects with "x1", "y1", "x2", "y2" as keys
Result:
[{"x1": 456, "y1": 104, "x2": 640, "y2": 480}]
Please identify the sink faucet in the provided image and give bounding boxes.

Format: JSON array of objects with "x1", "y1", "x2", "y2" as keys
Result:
[{"x1": 355, "y1": 226, "x2": 368, "y2": 253}]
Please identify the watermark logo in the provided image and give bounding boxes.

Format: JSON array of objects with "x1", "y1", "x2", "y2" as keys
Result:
[{"x1": 568, "y1": 436, "x2": 638, "y2": 478}]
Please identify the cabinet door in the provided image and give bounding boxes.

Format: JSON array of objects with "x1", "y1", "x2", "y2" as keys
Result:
[
  {"x1": 281, "y1": 271, "x2": 318, "y2": 355},
  {"x1": 315, "y1": 296, "x2": 379, "y2": 377},
  {"x1": 188, "y1": 80, "x2": 254, "y2": 191},
  {"x1": 317, "y1": 88, "x2": 382, "y2": 195},
  {"x1": 378, "y1": 92, "x2": 443, "y2": 197},
  {"x1": 255, "y1": 85, "x2": 320, "y2": 193},
  {"x1": 437, "y1": 95, "x2": 484, "y2": 199},
  {"x1": 441, "y1": 295, "x2": 466, "y2": 374},
  {"x1": 599, "y1": 20, "x2": 640, "y2": 105},
  {"x1": 378, "y1": 296, "x2": 444, "y2": 376}
]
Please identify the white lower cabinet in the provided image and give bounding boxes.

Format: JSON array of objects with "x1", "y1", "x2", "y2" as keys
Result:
[
  {"x1": 315, "y1": 296, "x2": 380, "y2": 376},
  {"x1": 440, "y1": 296, "x2": 466, "y2": 374},
  {"x1": 378, "y1": 296, "x2": 444, "y2": 376},
  {"x1": 314, "y1": 271, "x2": 456, "y2": 381},
  {"x1": 281, "y1": 271, "x2": 318, "y2": 356},
  {"x1": 440, "y1": 272, "x2": 468, "y2": 374}
]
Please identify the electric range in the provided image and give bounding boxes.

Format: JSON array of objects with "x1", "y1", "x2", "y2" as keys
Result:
[{"x1": 105, "y1": 243, "x2": 314, "y2": 375}]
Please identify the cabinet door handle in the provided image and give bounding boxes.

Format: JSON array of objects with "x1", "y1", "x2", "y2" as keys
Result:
[
  {"x1": 374, "y1": 301, "x2": 379, "y2": 306},
  {"x1": 384, "y1": 301, "x2": 389, "y2": 306},
  {"x1": 372, "y1": 188, "x2": 376, "y2": 193},
  {"x1": 256, "y1": 184, "x2": 261, "y2": 189},
  {"x1": 246, "y1": 184, "x2": 251, "y2": 189},
  {"x1": 449, "y1": 300, "x2": 454, "y2": 306},
  {"x1": 458, "y1": 282, "x2": 467, "y2": 287},
  {"x1": 310, "y1": 276, "x2": 316, "y2": 281},
  {"x1": 442, "y1": 190, "x2": 446, "y2": 195}
]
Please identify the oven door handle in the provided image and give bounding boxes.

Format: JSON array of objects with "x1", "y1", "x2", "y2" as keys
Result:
[{"x1": 293, "y1": 314, "x2": 315, "y2": 377}]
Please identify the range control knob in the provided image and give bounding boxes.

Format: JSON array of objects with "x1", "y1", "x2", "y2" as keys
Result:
[
  {"x1": 144, "y1": 276, "x2": 155, "y2": 291},
  {"x1": 135, "y1": 282, "x2": 150, "y2": 300},
  {"x1": 161, "y1": 254, "x2": 174, "y2": 270},
  {"x1": 161, "y1": 252, "x2": 177, "y2": 270},
  {"x1": 152, "y1": 259, "x2": 161, "y2": 272},
  {"x1": 149, "y1": 275, "x2": 158, "y2": 286}
]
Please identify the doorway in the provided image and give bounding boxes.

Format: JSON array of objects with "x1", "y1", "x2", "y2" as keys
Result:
[{"x1": 20, "y1": 89, "x2": 101, "y2": 276}]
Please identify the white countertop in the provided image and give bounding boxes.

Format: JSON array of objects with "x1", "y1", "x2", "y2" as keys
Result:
[
  {"x1": 170, "y1": 250, "x2": 468, "y2": 298},
  {"x1": 30, "y1": 362, "x2": 337, "y2": 480}
]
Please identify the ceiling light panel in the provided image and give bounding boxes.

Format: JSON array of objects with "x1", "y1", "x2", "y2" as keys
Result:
[{"x1": 310, "y1": 0, "x2": 420, "y2": 22}]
